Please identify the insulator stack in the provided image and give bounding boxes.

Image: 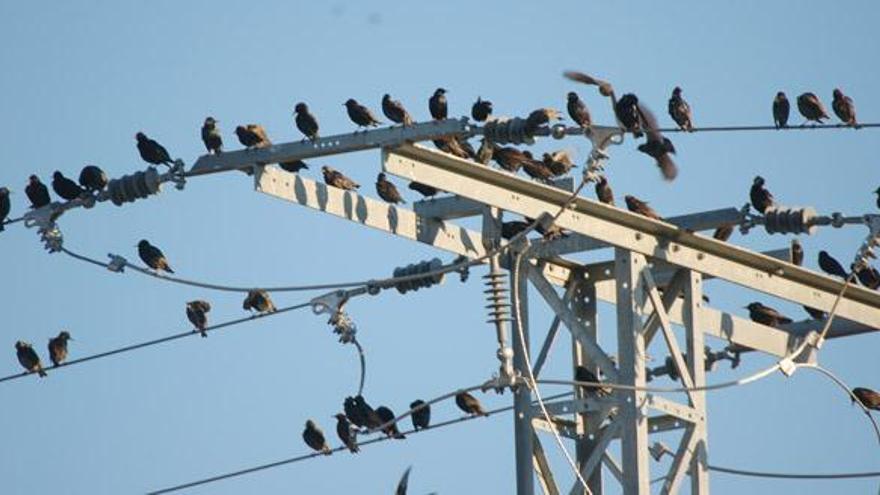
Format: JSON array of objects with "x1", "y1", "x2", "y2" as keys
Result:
[
  {"x1": 392, "y1": 258, "x2": 445, "y2": 294},
  {"x1": 480, "y1": 118, "x2": 536, "y2": 145},
  {"x1": 762, "y1": 206, "x2": 817, "y2": 235},
  {"x1": 483, "y1": 269, "x2": 511, "y2": 325},
  {"x1": 106, "y1": 167, "x2": 162, "y2": 206}
]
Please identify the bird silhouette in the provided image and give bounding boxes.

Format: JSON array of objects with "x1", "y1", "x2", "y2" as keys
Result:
[
  {"x1": 376, "y1": 406, "x2": 406, "y2": 439},
  {"x1": 25, "y1": 175, "x2": 51, "y2": 209},
  {"x1": 408, "y1": 181, "x2": 439, "y2": 198},
  {"x1": 853, "y1": 263, "x2": 880, "y2": 289},
  {"x1": 818, "y1": 250, "x2": 849, "y2": 279},
  {"x1": 344, "y1": 396, "x2": 368, "y2": 428},
  {"x1": 322, "y1": 166, "x2": 360, "y2": 191},
  {"x1": 852, "y1": 387, "x2": 880, "y2": 411},
  {"x1": 712, "y1": 225, "x2": 734, "y2": 242},
  {"x1": 566, "y1": 92, "x2": 591, "y2": 129},
  {"x1": 471, "y1": 97, "x2": 492, "y2": 122},
  {"x1": 790, "y1": 239, "x2": 804, "y2": 266},
  {"x1": 137, "y1": 240, "x2": 174, "y2": 274},
  {"x1": 455, "y1": 391, "x2": 488, "y2": 417},
  {"x1": 186, "y1": 300, "x2": 211, "y2": 337},
  {"x1": 334, "y1": 413, "x2": 359, "y2": 453},
  {"x1": 235, "y1": 124, "x2": 271, "y2": 149},
  {"x1": 429, "y1": 88, "x2": 448, "y2": 120},
  {"x1": 382, "y1": 94, "x2": 413, "y2": 126},
  {"x1": 524, "y1": 108, "x2": 563, "y2": 135},
  {"x1": 668, "y1": 87, "x2": 694, "y2": 131},
  {"x1": 345, "y1": 98, "x2": 381, "y2": 130},
  {"x1": 396, "y1": 466, "x2": 412, "y2": 495},
  {"x1": 492, "y1": 146, "x2": 530, "y2": 172},
  {"x1": 542, "y1": 150, "x2": 575, "y2": 176},
  {"x1": 594, "y1": 176, "x2": 614, "y2": 205},
  {"x1": 636, "y1": 103, "x2": 678, "y2": 181},
  {"x1": 52, "y1": 171, "x2": 84, "y2": 201},
  {"x1": 376, "y1": 173, "x2": 406, "y2": 204},
  {"x1": 242, "y1": 289, "x2": 276, "y2": 314},
  {"x1": 47, "y1": 331, "x2": 72, "y2": 367},
  {"x1": 279, "y1": 160, "x2": 309, "y2": 174},
  {"x1": 832, "y1": 89, "x2": 857, "y2": 127},
  {"x1": 745, "y1": 302, "x2": 792, "y2": 328},
  {"x1": 136, "y1": 132, "x2": 174, "y2": 167},
  {"x1": 410, "y1": 400, "x2": 430, "y2": 430},
  {"x1": 615, "y1": 93, "x2": 642, "y2": 137},
  {"x1": 797, "y1": 92, "x2": 830, "y2": 124},
  {"x1": 0, "y1": 187, "x2": 10, "y2": 230},
  {"x1": 302, "y1": 420, "x2": 332, "y2": 455},
  {"x1": 773, "y1": 92, "x2": 790, "y2": 129},
  {"x1": 625, "y1": 195, "x2": 662, "y2": 221},
  {"x1": 201, "y1": 117, "x2": 223, "y2": 154},
  {"x1": 294, "y1": 102, "x2": 320, "y2": 141},
  {"x1": 78, "y1": 165, "x2": 108, "y2": 193},
  {"x1": 15, "y1": 341, "x2": 46, "y2": 377},
  {"x1": 749, "y1": 176, "x2": 775, "y2": 214}
]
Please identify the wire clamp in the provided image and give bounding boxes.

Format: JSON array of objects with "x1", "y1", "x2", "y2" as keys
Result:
[{"x1": 106, "y1": 253, "x2": 128, "y2": 273}]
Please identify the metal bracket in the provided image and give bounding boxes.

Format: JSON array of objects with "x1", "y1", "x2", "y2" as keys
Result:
[{"x1": 107, "y1": 254, "x2": 128, "y2": 273}]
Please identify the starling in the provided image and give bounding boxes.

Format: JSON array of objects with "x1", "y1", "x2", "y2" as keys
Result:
[
  {"x1": 832, "y1": 89, "x2": 857, "y2": 127},
  {"x1": 501, "y1": 220, "x2": 530, "y2": 240},
  {"x1": 712, "y1": 225, "x2": 734, "y2": 242},
  {"x1": 137, "y1": 239, "x2": 174, "y2": 274},
  {"x1": 790, "y1": 239, "x2": 804, "y2": 266},
  {"x1": 471, "y1": 97, "x2": 493, "y2": 122},
  {"x1": 492, "y1": 146, "x2": 529, "y2": 172},
  {"x1": 542, "y1": 150, "x2": 575, "y2": 176},
  {"x1": 344, "y1": 396, "x2": 368, "y2": 428},
  {"x1": 52, "y1": 171, "x2": 84, "y2": 201},
  {"x1": 0, "y1": 187, "x2": 10, "y2": 230},
  {"x1": 355, "y1": 395, "x2": 384, "y2": 430},
  {"x1": 410, "y1": 400, "x2": 430, "y2": 431},
  {"x1": 302, "y1": 420, "x2": 332, "y2": 455},
  {"x1": 201, "y1": 117, "x2": 223, "y2": 154},
  {"x1": 376, "y1": 406, "x2": 406, "y2": 439},
  {"x1": 136, "y1": 132, "x2": 174, "y2": 167},
  {"x1": 47, "y1": 331, "x2": 71, "y2": 367},
  {"x1": 376, "y1": 173, "x2": 405, "y2": 204},
  {"x1": 396, "y1": 466, "x2": 412, "y2": 495},
  {"x1": 615, "y1": 93, "x2": 643, "y2": 137},
  {"x1": 574, "y1": 365, "x2": 610, "y2": 396},
  {"x1": 279, "y1": 160, "x2": 309, "y2": 173},
  {"x1": 15, "y1": 341, "x2": 46, "y2": 377},
  {"x1": 322, "y1": 166, "x2": 360, "y2": 191},
  {"x1": 852, "y1": 387, "x2": 880, "y2": 411},
  {"x1": 853, "y1": 263, "x2": 880, "y2": 289},
  {"x1": 637, "y1": 103, "x2": 678, "y2": 181},
  {"x1": 818, "y1": 250, "x2": 849, "y2": 279},
  {"x1": 524, "y1": 108, "x2": 563, "y2": 135},
  {"x1": 235, "y1": 124, "x2": 271, "y2": 149},
  {"x1": 797, "y1": 92, "x2": 830, "y2": 124},
  {"x1": 567, "y1": 92, "x2": 591, "y2": 129},
  {"x1": 476, "y1": 138, "x2": 494, "y2": 165},
  {"x1": 25, "y1": 175, "x2": 51, "y2": 209},
  {"x1": 345, "y1": 98, "x2": 381, "y2": 130},
  {"x1": 408, "y1": 181, "x2": 439, "y2": 198},
  {"x1": 625, "y1": 195, "x2": 662, "y2": 221},
  {"x1": 773, "y1": 92, "x2": 790, "y2": 129},
  {"x1": 594, "y1": 176, "x2": 614, "y2": 205},
  {"x1": 803, "y1": 305, "x2": 827, "y2": 320},
  {"x1": 455, "y1": 391, "x2": 488, "y2": 417},
  {"x1": 875, "y1": 187, "x2": 880, "y2": 210},
  {"x1": 382, "y1": 94, "x2": 413, "y2": 126},
  {"x1": 429, "y1": 88, "x2": 448, "y2": 120},
  {"x1": 745, "y1": 302, "x2": 792, "y2": 328},
  {"x1": 432, "y1": 135, "x2": 472, "y2": 160},
  {"x1": 186, "y1": 300, "x2": 211, "y2": 337},
  {"x1": 78, "y1": 165, "x2": 108, "y2": 193},
  {"x1": 563, "y1": 70, "x2": 614, "y2": 97},
  {"x1": 242, "y1": 289, "x2": 276, "y2": 314},
  {"x1": 334, "y1": 413, "x2": 359, "y2": 453},
  {"x1": 668, "y1": 87, "x2": 694, "y2": 131},
  {"x1": 294, "y1": 102, "x2": 320, "y2": 141},
  {"x1": 521, "y1": 152, "x2": 555, "y2": 183},
  {"x1": 749, "y1": 176, "x2": 775, "y2": 214}
]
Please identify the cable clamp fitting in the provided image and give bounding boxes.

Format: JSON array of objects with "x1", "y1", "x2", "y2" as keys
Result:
[{"x1": 106, "y1": 253, "x2": 128, "y2": 273}]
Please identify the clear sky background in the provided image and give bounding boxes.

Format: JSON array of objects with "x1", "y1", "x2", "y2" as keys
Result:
[{"x1": 1, "y1": 1, "x2": 878, "y2": 494}]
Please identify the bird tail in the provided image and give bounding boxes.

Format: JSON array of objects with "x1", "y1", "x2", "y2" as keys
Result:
[
  {"x1": 37, "y1": 366, "x2": 47, "y2": 378},
  {"x1": 200, "y1": 329, "x2": 208, "y2": 338},
  {"x1": 165, "y1": 265, "x2": 175, "y2": 274},
  {"x1": 656, "y1": 154, "x2": 678, "y2": 181}
]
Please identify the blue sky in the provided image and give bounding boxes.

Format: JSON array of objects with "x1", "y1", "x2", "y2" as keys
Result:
[{"x1": 1, "y1": 1, "x2": 878, "y2": 493}]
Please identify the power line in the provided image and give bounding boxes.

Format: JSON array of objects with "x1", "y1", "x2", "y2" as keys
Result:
[
  {"x1": 708, "y1": 465, "x2": 880, "y2": 480},
  {"x1": 653, "y1": 123, "x2": 880, "y2": 134}
]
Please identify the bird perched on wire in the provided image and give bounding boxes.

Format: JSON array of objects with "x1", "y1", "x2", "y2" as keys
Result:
[
  {"x1": 852, "y1": 263, "x2": 880, "y2": 289},
  {"x1": 376, "y1": 173, "x2": 406, "y2": 204},
  {"x1": 542, "y1": 150, "x2": 575, "y2": 177},
  {"x1": 303, "y1": 420, "x2": 332, "y2": 455},
  {"x1": 668, "y1": 87, "x2": 694, "y2": 132},
  {"x1": 0, "y1": 187, "x2": 10, "y2": 230},
  {"x1": 712, "y1": 225, "x2": 734, "y2": 242},
  {"x1": 625, "y1": 195, "x2": 662, "y2": 221},
  {"x1": 524, "y1": 108, "x2": 563, "y2": 135},
  {"x1": 137, "y1": 239, "x2": 174, "y2": 274},
  {"x1": 78, "y1": 165, "x2": 108, "y2": 193},
  {"x1": 408, "y1": 181, "x2": 439, "y2": 199},
  {"x1": 636, "y1": 103, "x2": 678, "y2": 181},
  {"x1": 47, "y1": 331, "x2": 72, "y2": 367},
  {"x1": 492, "y1": 146, "x2": 530, "y2": 172},
  {"x1": 566, "y1": 92, "x2": 591, "y2": 129},
  {"x1": 235, "y1": 124, "x2": 271, "y2": 149},
  {"x1": 355, "y1": 395, "x2": 384, "y2": 430},
  {"x1": 201, "y1": 117, "x2": 223, "y2": 154},
  {"x1": 471, "y1": 97, "x2": 492, "y2": 122},
  {"x1": 615, "y1": 93, "x2": 643, "y2": 138},
  {"x1": 376, "y1": 406, "x2": 406, "y2": 439},
  {"x1": 396, "y1": 466, "x2": 412, "y2": 495},
  {"x1": 186, "y1": 300, "x2": 211, "y2": 337},
  {"x1": 15, "y1": 341, "x2": 46, "y2": 377},
  {"x1": 797, "y1": 92, "x2": 830, "y2": 124},
  {"x1": 322, "y1": 166, "x2": 359, "y2": 191},
  {"x1": 429, "y1": 88, "x2": 448, "y2": 120},
  {"x1": 594, "y1": 176, "x2": 615, "y2": 206},
  {"x1": 832, "y1": 89, "x2": 858, "y2": 127},
  {"x1": 334, "y1": 413, "x2": 359, "y2": 453},
  {"x1": 749, "y1": 176, "x2": 775, "y2": 214},
  {"x1": 818, "y1": 250, "x2": 849, "y2": 280},
  {"x1": 344, "y1": 397, "x2": 367, "y2": 428},
  {"x1": 279, "y1": 160, "x2": 309, "y2": 173},
  {"x1": 410, "y1": 400, "x2": 430, "y2": 431},
  {"x1": 521, "y1": 152, "x2": 555, "y2": 183},
  {"x1": 294, "y1": 102, "x2": 320, "y2": 141},
  {"x1": 745, "y1": 302, "x2": 792, "y2": 328},
  {"x1": 382, "y1": 94, "x2": 413, "y2": 127},
  {"x1": 243, "y1": 289, "x2": 276, "y2": 314},
  {"x1": 136, "y1": 132, "x2": 174, "y2": 167},
  {"x1": 772, "y1": 92, "x2": 790, "y2": 129},
  {"x1": 790, "y1": 239, "x2": 804, "y2": 266},
  {"x1": 852, "y1": 387, "x2": 880, "y2": 411},
  {"x1": 345, "y1": 98, "x2": 381, "y2": 130},
  {"x1": 52, "y1": 171, "x2": 84, "y2": 201},
  {"x1": 26, "y1": 175, "x2": 51, "y2": 209},
  {"x1": 455, "y1": 391, "x2": 488, "y2": 417}
]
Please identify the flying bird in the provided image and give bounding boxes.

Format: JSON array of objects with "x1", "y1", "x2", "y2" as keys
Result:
[
  {"x1": 668, "y1": 87, "x2": 694, "y2": 131},
  {"x1": 410, "y1": 400, "x2": 430, "y2": 430},
  {"x1": 78, "y1": 165, "x2": 108, "y2": 192},
  {"x1": 302, "y1": 420, "x2": 332, "y2": 455},
  {"x1": 712, "y1": 225, "x2": 734, "y2": 242},
  {"x1": 186, "y1": 300, "x2": 211, "y2": 337},
  {"x1": 615, "y1": 93, "x2": 643, "y2": 137},
  {"x1": 201, "y1": 117, "x2": 223, "y2": 154},
  {"x1": 429, "y1": 88, "x2": 448, "y2": 120},
  {"x1": 382, "y1": 94, "x2": 413, "y2": 126},
  {"x1": 294, "y1": 102, "x2": 320, "y2": 141},
  {"x1": 636, "y1": 102, "x2": 678, "y2": 180},
  {"x1": 136, "y1": 132, "x2": 174, "y2": 167},
  {"x1": 376, "y1": 173, "x2": 406, "y2": 204},
  {"x1": 396, "y1": 466, "x2": 412, "y2": 495},
  {"x1": 749, "y1": 176, "x2": 775, "y2": 214},
  {"x1": 322, "y1": 166, "x2": 360, "y2": 191},
  {"x1": 745, "y1": 302, "x2": 792, "y2": 328},
  {"x1": 235, "y1": 124, "x2": 271, "y2": 149},
  {"x1": 594, "y1": 176, "x2": 614, "y2": 205},
  {"x1": 138, "y1": 239, "x2": 174, "y2": 273},
  {"x1": 790, "y1": 239, "x2": 804, "y2": 266},
  {"x1": 455, "y1": 391, "x2": 488, "y2": 417},
  {"x1": 797, "y1": 92, "x2": 830, "y2": 124},
  {"x1": 375, "y1": 406, "x2": 406, "y2": 439},
  {"x1": 471, "y1": 97, "x2": 492, "y2": 122},
  {"x1": 334, "y1": 413, "x2": 359, "y2": 453},
  {"x1": 524, "y1": 108, "x2": 563, "y2": 135},
  {"x1": 47, "y1": 331, "x2": 72, "y2": 367},
  {"x1": 852, "y1": 387, "x2": 880, "y2": 411},
  {"x1": 408, "y1": 181, "x2": 439, "y2": 198},
  {"x1": 625, "y1": 195, "x2": 662, "y2": 221},
  {"x1": 853, "y1": 263, "x2": 880, "y2": 289},
  {"x1": 0, "y1": 187, "x2": 10, "y2": 230},
  {"x1": 771, "y1": 92, "x2": 790, "y2": 129},
  {"x1": 566, "y1": 92, "x2": 591, "y2": 129},
  {"x1": 542, "y1": 150, "x2": 575, "y2": 176},
  {"x1": 242, "y1": 289, "x2": 276, "y2": 314},
  {"x1": 832, "y1": 89, "x2": 857, "y2": 127},
  {"x1": 562, "y1": 70, "x2": 615, "y2": 97},
  {"x1": 279, "y1": 160, "x2": 309, "y2": 173},
  {"x1": 818, "y1": 250, "x2": 849, "y2": 279},
  {"x1": 345, "y1": 98, "x2": 382, "y2": 130},
  {"x1": 25, "y1": 175, "x2": 51, "y2": 209},
  {"x1": 52, "y1": 171, "x2": 84, "y2": 201},
  {"x1": 15, "y1": 341, "x2": 46, "y2": 377}
]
